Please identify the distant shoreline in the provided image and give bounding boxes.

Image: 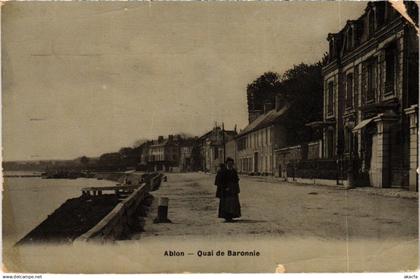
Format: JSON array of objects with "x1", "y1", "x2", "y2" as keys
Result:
[
  {"x1": 3, "y1": 174, "x2": 42, "y2": 177},
  {"x1": 3, "y1": 170, "x2": 43, "y2": 177}
]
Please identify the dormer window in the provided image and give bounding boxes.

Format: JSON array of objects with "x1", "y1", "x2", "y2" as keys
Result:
[
  {"x1": 346, "y1": 28, "x2": 353, "y2": 50},
  {"x1": 368, "y1": 10, "x2": 375, "y2": 37},
  {"x1": 405, "y1": 1, "x2": 419, "y2": 25},
  {"x1": 385, "y1": 2, "x2": 397, "y2": 22},
  {"x1": 352, "y1": 22, "x2": 360, "y2": 47},
  {"x1": 329, "y1": 40, "x2": 334, "y2": 57},
  {"x1": 328, "y1": 34, "x2": 337, "y2": 60},
  {"x1": 375, "y1": 2, "x2": 385, "y2": 26}
]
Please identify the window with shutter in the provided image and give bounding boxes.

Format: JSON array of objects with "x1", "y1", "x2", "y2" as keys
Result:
[
  {"x1": 364, "y1": 58, "x2": 376, "y2": 103},
  {"x1": 384, "y1": 43, "x2": 396, "y2": 96},
  {"x1": 354, "y1": 67, "x2": 359, "y2": 108},
  {"x1": 362, "y1": 63, "x2": 367, "y2": 104},
  {"x1": 327, "y1": 81, "x2": 334, "y2": 116},
  {"x1": 346, "y1": 73, "x2": 354, "y2": 109}
]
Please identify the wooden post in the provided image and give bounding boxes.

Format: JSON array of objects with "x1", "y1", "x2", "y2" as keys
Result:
[{"x1": 153, "y1": 197, "x2": 171, "y2": 223}]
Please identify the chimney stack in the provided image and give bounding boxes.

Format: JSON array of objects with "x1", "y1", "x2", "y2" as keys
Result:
[
  {"x1": 248, "y1": 110, "x2": 263, "y2": 123},
  {"x1": 263, "y1": 102, "x2": 273, "y2": 114},
  {"x1": 275, "y1": 95, "x2": 285, "y2": 111}
]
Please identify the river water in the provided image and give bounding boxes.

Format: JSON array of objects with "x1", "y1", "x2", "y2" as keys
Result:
[{"x1": 2, "y1": 171, "x2": 116, "y2": 246}]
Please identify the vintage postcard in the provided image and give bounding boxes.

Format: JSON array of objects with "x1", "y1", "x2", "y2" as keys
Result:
[{"x1": 2, "y1": 0, "x2": 419, "y2": 275}]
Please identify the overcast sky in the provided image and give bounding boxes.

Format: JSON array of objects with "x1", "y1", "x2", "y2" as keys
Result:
[{"x1": 2, "y1": 1, "x2": 366, "y2": 161}]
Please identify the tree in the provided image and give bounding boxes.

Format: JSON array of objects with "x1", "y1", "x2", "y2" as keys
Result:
[
  {"x1": 80, "y1": 156, "x2": 89, "y2": 166},
  {"x1": 247, "y1": 62, "x2": 323, "y2": 146},
  {"x1": 119, "y1": 147, "x2": 140, "y2": 168},
  {"x1": 246, "y1": 72, "x2": 281, "y2": 113},
  {"x1": 98, "y1": 152, "x2": 123, "y2": 170},
  {"x1": 132, "y1": 138, "x2": 147, "y2": 148},
  {"x1": 280, "y1": 62, "x2": 323, "y2": 145}
]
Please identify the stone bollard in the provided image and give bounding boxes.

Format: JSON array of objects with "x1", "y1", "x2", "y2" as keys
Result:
[{"x1": 153, "y1": 197, "x2": 172, "y2": 223}]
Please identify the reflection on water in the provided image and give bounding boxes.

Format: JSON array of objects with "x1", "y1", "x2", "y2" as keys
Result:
[{"x1": 2, "y1": 171, "x2": 115, "y2": 245}]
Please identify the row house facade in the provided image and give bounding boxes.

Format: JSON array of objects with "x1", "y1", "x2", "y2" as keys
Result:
[
  {"x1": 322, "y1": 1, "x2": 418, "y2": 190},
  {"x1": 179, "y1": 137, "x2": 199, "y2": 172},
  {"x1": 147, "y1": 135, "x2": 182, "y2": 171},
  {"x1": 236, "y1": 96, "x2": 288, "y2": 175},
  {"x1": 139, "y1": 140, "x2": 152, "y2": 166},
  {"x1": 225, "y1": 138, "x2": 237, "y2": 165},
  {"x1": 179, "y1": 145, "x2": 193, "y2": 172},
  {"x1": 198, "y1": 126, "x2": 237, "y2": 173}
]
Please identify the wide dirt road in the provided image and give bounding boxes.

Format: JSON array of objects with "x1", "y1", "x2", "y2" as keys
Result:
[
  {"x1": 139, "y1": 172, "x2": 418, "y2": 240},
  {"x1": 125, "y1": 172, "x2": 418, "y2": 273}
]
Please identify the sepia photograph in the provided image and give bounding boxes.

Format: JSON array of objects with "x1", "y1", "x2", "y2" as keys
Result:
[{"x1": 2, "y1": 0, "x2": 419, "y2": 274}]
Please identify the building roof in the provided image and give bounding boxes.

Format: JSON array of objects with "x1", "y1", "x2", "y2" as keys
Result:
[
  {"x1": 237, "y1": 105, "x2": 288, "y2": 137},
  {"x1": 150, "y1": 140, "x2": 168, "y2": 148},
  {"x1": 150, "y1": 139, "x2": 180, "y2": 148},
  {"x1": 199, "y1": 128, "x2": 237, "y2": 141},
  {"x1": 324, "y1": 1, "x2": 418, "y2": 67},
  {"x1": 199, "y1": 130, "x2": 214, "y2": 140},
  {"x1": 224, "y1": 130, "x2": 238, "y2": 137},
  {"x1": 180, "y1": 137, "x2": 198, "y2": 147}
]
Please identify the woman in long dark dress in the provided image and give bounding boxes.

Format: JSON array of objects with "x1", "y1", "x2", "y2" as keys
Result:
[{"x1": 214, "y1": 158, "x2": 241, "y2": 222}]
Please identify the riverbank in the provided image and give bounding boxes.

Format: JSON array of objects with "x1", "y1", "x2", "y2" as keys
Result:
[
  {"x1": 15, "y1": 171, "x2": 158, "y2": 244},
  {"x1": 3, "y1": 175, "x2": 117, "y2": 246},
  {"x1": 17, "y1": 194, "x2": 120, "y2": 244}
]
